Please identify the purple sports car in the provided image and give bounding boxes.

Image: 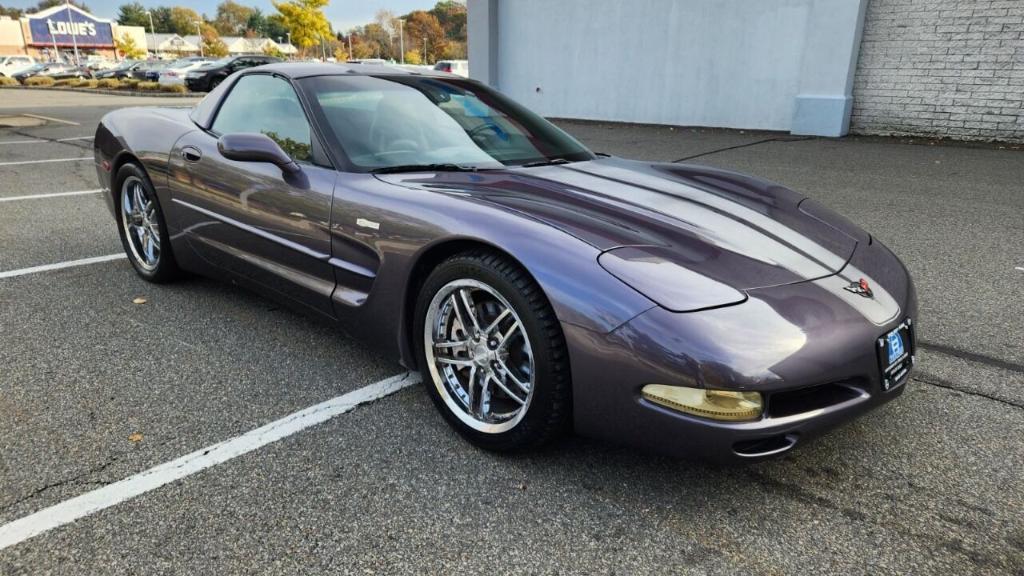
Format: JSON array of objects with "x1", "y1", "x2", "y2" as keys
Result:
[{"x1": 93, "y1": 63, "x2": 916, "y2": 461}]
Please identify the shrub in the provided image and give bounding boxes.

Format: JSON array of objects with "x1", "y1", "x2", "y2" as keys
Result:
[
  {"x1": 137, "y1": 81, "x2": 160, "y2": 91},
  {"x1": 123, "y1": 78, "x2": 141, "y2": 88},
  {"x1": 159, "y1": 83, "x2": 187, "y2": 94},
  {"x1": 79, "y1": 79, "x2": 98, "y2": 88},
  {"x1": 24, "y1": 76, "x2": 55, "y2": 87},
  {"x1": 53, "y1": 78, "x2": 80, "y2": 87},
  {"x1": 0, "y1": 76, "x2": 20, "y2": 86},
  {"x1": 97, "y1": 78, "x2": 120, "y2": 89}
]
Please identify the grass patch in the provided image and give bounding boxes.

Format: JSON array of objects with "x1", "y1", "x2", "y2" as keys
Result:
[
  {"x1": 159, "y1": 83, "x2": 187, "y2": 94},
  {"x1": 122, "y1": 78, "x2": 141, "y2": 88},
  {"x1": 78, "y1": 79, "x2": 99, "y2": 88},
  {"x1": 53, "y1": 78, "x2": 81, "y2": 87},
  {"x1": 23, "y1": 76, "x2": 55, "y2": 87},
  {"x1": 0, "y1": 76, "x2": 19, "y2": 86},
  {"x1": 96, "y1": 78, "x2": 120, "y2": 89},
  {"x1": 137, "y1": 81, "x2": 160, "y2": 91}
]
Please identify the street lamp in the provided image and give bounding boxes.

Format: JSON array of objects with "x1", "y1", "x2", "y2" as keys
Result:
[
  {"x1": 64, "y1": 0, "x2": 80, "y2": 66},
  {"x1": 145, "y1": 10, "x2": 156, "y2": 58},
  {"x1": 398, "y1": 19, "x2": 404, "y2": 64},
  {"x1": 194, "y1": 21, "x2": 203, "y2": 57},
  {"x1": 423, "y1": 36, "x2": 427, "y2": 65}
]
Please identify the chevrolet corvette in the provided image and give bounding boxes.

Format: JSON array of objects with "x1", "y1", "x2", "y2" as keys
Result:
[{"x1": 93, "y1": 63, "x2": 917, "y2": 461}]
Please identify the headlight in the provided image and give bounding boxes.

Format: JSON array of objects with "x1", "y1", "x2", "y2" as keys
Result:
[{"x1": 642, "y1": 384, "x2": 763, "y2": 421}]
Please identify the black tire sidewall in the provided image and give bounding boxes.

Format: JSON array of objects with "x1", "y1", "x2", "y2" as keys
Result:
[
  {"x1": 113, "y1": 163, "x2": 177, "y2": 283},
  {"x1": 414, "y1": 253, "x2": 570, "y2": 451}
]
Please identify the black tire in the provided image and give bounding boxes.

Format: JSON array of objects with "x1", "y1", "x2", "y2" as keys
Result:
[
  {"x1": 113, "y1": 162, "x2": 181, "y2": 283},
  {"x1": 414, "y1": 251, "x2": 572, "y2": 452},
  {"x1": 208, "y1": 77, "x2": 222, "y2": 91}
]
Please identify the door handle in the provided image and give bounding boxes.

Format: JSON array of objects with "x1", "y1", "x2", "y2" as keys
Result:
[{"x1": 181, "y1": 146, "x2": 202, "y2": 162}]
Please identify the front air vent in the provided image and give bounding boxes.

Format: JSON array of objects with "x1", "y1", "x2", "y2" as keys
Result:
[{"x1": 767, "y1": 383, "x2": 864, "y2": 419}]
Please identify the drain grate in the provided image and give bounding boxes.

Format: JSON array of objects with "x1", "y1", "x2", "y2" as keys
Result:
[{"x1": 0, "y1": 115, "x2": 47, "y2": 127}]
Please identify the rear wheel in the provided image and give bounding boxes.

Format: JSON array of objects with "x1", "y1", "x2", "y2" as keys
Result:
[
  {"x1": 415, "y1": 251, "x2": 572, "y2": 451},
  {"x1": 114, "y1": 163, "x2": 180, "y2": 283}
]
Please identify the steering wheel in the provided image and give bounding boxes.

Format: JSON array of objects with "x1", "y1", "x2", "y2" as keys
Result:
[{"x1": 468, "y1": 123, "x2": 504, "y2": 141}]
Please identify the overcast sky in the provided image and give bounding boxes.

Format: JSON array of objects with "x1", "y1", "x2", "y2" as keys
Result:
[{"x1": 7, "y1": 0, "x2": 436, "y2": 33}]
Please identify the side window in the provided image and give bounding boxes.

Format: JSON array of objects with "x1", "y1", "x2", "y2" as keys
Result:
[{"x1": 212, "y1": 74, "x2": 314, "y2": 163}]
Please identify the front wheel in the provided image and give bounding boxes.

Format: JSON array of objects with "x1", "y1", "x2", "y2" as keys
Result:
[
  {"x1": 415, "y1": 252, "x2": 572, "y2": 451},
  {"x1": 114, "y1": 163, "x2": 180, "y2": 283}
]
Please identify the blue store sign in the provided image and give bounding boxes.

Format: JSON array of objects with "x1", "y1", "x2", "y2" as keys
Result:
[{"x1": 27, "y1": 6, "x2": 114, "y2": 48}]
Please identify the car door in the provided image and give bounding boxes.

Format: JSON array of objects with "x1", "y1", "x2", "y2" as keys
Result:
[{"x1": 167, "y1": 73, "x2": 339, "y2": 318}]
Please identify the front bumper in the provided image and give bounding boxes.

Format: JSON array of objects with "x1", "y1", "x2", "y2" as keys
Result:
[{"x1": 567, "y1": 238, "x2": 917, "y2": 462}]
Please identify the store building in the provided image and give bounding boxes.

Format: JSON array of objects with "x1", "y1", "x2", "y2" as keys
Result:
[{"x1": 0, "y1": 4, "x2": 145, "y2": 62}]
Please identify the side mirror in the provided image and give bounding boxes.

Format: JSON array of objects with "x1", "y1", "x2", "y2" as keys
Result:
[{"x1": 217, "y1": 133, "x2": 300, "y2": 174}]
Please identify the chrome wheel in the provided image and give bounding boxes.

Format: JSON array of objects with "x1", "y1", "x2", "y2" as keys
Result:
[
  {"x1": 120, "y1": 175, "x2": 161, "y2": 271},
  {"x1": 424, "y1": 279, "x2": 535, "y2": 433}
]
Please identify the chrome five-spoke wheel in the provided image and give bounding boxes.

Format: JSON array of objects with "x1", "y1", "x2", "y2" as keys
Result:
[
  {"x1": 425, "y1": 279, "x2": 534, "y2": 434},
  {"x1": 120, "y1": 175, "x2": 161, "y2": 271}
]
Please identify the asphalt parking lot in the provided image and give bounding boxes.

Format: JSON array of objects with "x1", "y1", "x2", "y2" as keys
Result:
[{"x1": 1, "y1": 89, "x2": 1022, "y2": 575}]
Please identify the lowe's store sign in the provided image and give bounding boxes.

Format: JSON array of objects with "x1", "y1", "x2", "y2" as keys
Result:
[{"x1": 28, "y1": 9, "x2": 114, "y2": 48}]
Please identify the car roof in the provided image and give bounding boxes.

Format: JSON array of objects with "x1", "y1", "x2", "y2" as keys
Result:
[{"x1": 252, "y1": 62, "x2": 457, "y2": 80}]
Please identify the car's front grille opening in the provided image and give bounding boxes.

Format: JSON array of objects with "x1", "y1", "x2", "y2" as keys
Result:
[{"x1": 767, "y1": 383, "x2": 863, "y2": 419}]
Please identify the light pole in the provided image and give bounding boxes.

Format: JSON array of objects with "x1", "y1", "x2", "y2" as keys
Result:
[
  {"x1": 194, "y1": 21, "x2": 203, "y2": 57},
  {"x1": 398, "y1": 19, "x2": 404, "y2": 64},
  {"x1": 347, "y1": 32, "x2": 352, "y2": 60},
  {"x1": 145, "y1": 10, "x2": 156, "y2": 58},
  {"x1": 320, "y1": 35, "x2": 326, "y2": 61},
  {"x1": 423, "y1": 36, "x2": 427, "y2": 65},
  {"x1": 65, "y1": 0, "x2": 80, "y2": 66}
]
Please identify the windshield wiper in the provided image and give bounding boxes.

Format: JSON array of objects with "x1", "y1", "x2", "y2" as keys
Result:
[
  {"x1": 371, "y1": 163, "x2": 480, "y2": 174},
  {"x1": 519, "y1": 158, "x2": 574, "y2": 168}
]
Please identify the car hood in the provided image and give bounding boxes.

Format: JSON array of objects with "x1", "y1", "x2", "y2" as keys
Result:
[{"x1": 379, "y1": 157, "x2": 863, "y2": 301}]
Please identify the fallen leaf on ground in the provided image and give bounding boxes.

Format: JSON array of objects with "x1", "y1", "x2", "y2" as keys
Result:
[
  {"x1": 133, "y1": 297, "x2": 147, "y2": 304},
  {"x1": 128, "y1": 433, "x2": 143, "y2": 443}
]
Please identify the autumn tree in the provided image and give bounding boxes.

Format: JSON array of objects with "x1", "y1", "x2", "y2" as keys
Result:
[
  {"x1": 429, "y1": 0, "x2": 466, "y2": 40},
  {"x1": 115, "y1": 32, "x2": 146, "y2": 59},
  {"x1": 403, "y1": 50, "x2": 421, "y2": 65},
  {"x1": 402, "y1": 10, "x2": 447, "y2": 64},
  {"x1": 168, "y1": 6, "x2": 202, "y2": 36},
  {"x1": 200, "y1": 22, "x2": 229, "y2": 57},
  {"x1": 272, "y1": 0, "x2": 330, "y2": 54},
  {"x1": 214, "y1": 0, "x2": 255, "y2": 36}
]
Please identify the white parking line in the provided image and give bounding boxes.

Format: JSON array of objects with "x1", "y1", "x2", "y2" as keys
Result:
[
  {"x1": 0, "y1": 371, "x2": 420, "y2": 551},
  {"x1": 0, "y1": 136, "x2": 92, "y2": 145},
  {"x1": 22, "y1": 113, "x2": 80, "y2": 126},
  {"x1": 0, "y1": 254, "x2": 125, "y2": 279},
  {"x1": 1016, "y1": 267, "x2": 1024, "y2": 272},
  {"x1": 0, "y1": 189, "x2": 103, "y2": 202},
  {"x1": 0, "y1": 157, "x2": 92, "y2": 166}
]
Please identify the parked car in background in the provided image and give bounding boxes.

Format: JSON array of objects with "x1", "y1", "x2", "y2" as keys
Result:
[
  {"x1": 12, "y1": 62, "x2": 91, "y2": 83},
  {"x1": 184, "y1": 55, "x2": 281, "y2": 92},
  {"x1": 0, "y1": 55, "x2": 36, "y2": 77},
  {"x1": 433, "y1": 60, "x2": 468, "y2": 77},
  {"x1": 133, "y1": 60, "x2": 173, "y2": 82},
  {"x1": 95, "y1": 61, "x2": 143, "y2": 80},
  {"x1": 83, "y1": 56, "x2": 117, "y2": 71},
  {"x1": 346, "y1": 58, "x2": 388, "y2": 65},
  {"x1": 158, "y1": 57, "x2": 211, "y2": 86}
]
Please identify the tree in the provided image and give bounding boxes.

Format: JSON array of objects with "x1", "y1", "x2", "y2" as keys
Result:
[
  {"x1": 168, "y1": 6, "x2": 201, "y2": 36},
  {"x1": 0, "y1": 5, "x2": 25, "y2": 19},
  {"x1": 402, "y1": 10, "x2": 447, "y2": 64},
  {"x1": 403, "y1": 50, "x2": 421, "y2": 65},
  {"x1": 115, "y1": 32, "x2": 146, "y2": 59},
  {"x1": 214, "y1": 0, "x2": 255, "y2": 36},
  {"x1": 333, "y1": 46, "x2": 348, "y2": 62},
  {"x1": 272, "y1": 0, "x2": 330, "y2": 53},
  {"x1": 263, "y1": 43, "x2": 284, "y2": 58},
  {"x1": 429, "y1": 1, "x2": 466, "y2": 40},
  {"x1": 200, "y1": 22, "x2": 229, "y2": 57},
  {"x1": 149, "y1": 6, "x2": 173, "y2": 33},
  {"x1": 116, "y1": 2, "x2": 148, "y2": 27},
  {"x1": 264, "y1": 14, "x2": 289, "y2": 41},
  {"x1": 32, "y1": 0, "x2": 89, "y2": 13}
]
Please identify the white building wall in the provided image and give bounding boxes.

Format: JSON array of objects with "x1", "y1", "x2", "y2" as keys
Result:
[{"x1": 471, "y1": 0, "x2": 870, "y2": 136}]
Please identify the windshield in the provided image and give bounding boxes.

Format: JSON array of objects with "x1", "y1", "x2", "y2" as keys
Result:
[
  {"x1": 205, "y1": 57, "x2": 233, "y2": 68},
  {"x1": 302, "y1": 75, "x2": 593, "y2": 171}
]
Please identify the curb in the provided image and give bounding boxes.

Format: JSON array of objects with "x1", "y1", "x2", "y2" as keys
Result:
[{"x1": 0, "y1": 85, "x2": 204, "y2": 98}]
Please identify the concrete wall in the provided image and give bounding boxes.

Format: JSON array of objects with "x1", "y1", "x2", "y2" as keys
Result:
[
  {"x1": 851, "y1": 0, "x2": 1024, "y2": 143},
  {"x1": 469, "y1": 0, "x2": 868, "y2": 136},
  {"x1": 0, "y1": 17, "x2": 26, "y2": 55}
]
